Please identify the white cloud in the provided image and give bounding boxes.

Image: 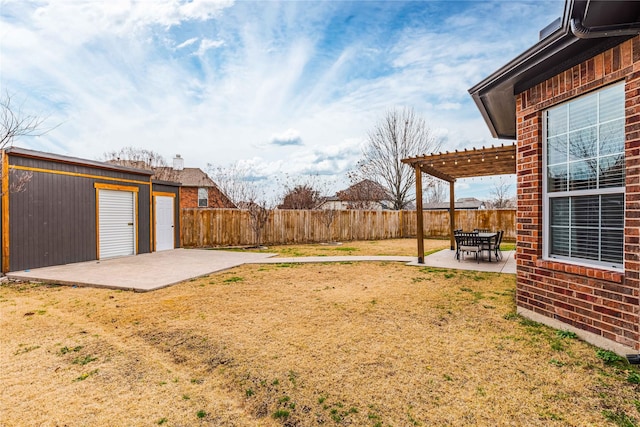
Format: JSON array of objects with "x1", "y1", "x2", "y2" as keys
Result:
[
  {"x1": 176, "y1": 37, "x2": 199, "y2": 49},
  {"x1": 194, "y1": 38, "x2": 225, "y2": 56},
  {"x1": 269, "y1": 129, "x2": 303, "y2": 146}
]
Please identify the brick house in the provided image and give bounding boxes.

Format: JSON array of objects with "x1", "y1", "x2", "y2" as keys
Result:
[
  {"x1": 469, "y1": 0, "x2": 640, "y2": 355},
  {"x1": 155, "y1": 155, "x2": 236, "y2": 210}
]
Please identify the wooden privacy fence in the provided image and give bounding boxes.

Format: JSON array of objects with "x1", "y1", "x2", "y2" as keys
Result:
[{"x1": 181, "y1": 208, "x2": 516, "y2": 247}]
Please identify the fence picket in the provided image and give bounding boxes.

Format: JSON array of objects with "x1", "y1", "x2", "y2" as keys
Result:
[{"x1": 180, "y1": 209, "x2": 516, "y2": 247}]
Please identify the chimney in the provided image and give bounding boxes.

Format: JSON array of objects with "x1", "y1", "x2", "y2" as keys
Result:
[{"x1": 173, "y1": 154, "x2": 184, "y2": 171}]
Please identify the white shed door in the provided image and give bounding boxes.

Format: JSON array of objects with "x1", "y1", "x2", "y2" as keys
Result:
[
  {"x1": 155, "y1": 196, "x2": 174, "y2": 251},
  {"x1": 98, "y1": 189, "x2": 136, "y2": 259}
]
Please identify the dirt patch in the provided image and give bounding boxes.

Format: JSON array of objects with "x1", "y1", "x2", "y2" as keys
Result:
[{"x1": 1, "y1": 250, "x2": 638, "y2": 426}]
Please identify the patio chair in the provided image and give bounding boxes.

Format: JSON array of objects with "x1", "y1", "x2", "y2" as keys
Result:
[
  {"x1": 453, "y1": 229, "x2": 463, "y2": 258},
  {"x1": 493, "y1": 230, "x2": 504, "y2": 260},
  {"x1": 456, "y1": 232, "x2": 482, "y2": 263},
  {"x1": 481, "y1": 230, "x2": 504, "y2": 261}
]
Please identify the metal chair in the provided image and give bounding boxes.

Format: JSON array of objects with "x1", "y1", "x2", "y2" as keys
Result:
[
  {"x1": 456, "y1": 232, "x2": 482, "y2": 263},
  {"x1": 482, "y1": 230, "x2": 504, "y2": 261},
  {"x1": 493, "y1": 230, "x2": 504, "y2": 260}
]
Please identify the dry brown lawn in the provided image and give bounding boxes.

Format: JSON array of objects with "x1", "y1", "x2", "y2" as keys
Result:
[
  {"x1": 242, "y1": 238, "x2": 447, "y2": 257},
  {"x1": 1, "y1": 241, "x2": 639, "y2": 426}
]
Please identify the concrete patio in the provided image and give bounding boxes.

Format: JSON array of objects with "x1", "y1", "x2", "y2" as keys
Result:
[
  {"x1": 6, "y1": 249, "x2": 277, "y2": 292},
  {"x1": 415, "y1": 248, "x2": 516, "y2": 274},
  {"x1": 5, "y1": 247, "x2": 516, "y2": 292}
]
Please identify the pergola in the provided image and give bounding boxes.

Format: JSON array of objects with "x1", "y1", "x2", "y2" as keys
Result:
[{"x1": 401, "y1": 143, "x2": 516, "y2": 263}]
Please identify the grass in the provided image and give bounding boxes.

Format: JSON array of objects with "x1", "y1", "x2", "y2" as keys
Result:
[
  {"x1": 0, "y1": 239, "x2": 638, "y2": 426},
  {"x1": 239, "y1": 238, "x2": 448, "y2": 257}
]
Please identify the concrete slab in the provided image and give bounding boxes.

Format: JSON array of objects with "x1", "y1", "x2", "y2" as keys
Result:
[
  {"x1": 407, "y1": 249, "x2": 516, "y2": 274},
  {"x1": 6, "y1": 249, "x2": 277, "y2": 292}
]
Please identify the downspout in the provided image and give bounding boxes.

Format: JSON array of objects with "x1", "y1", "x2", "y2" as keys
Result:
[{"x1": 570, "y1": 18, "x2": 640, "y2": 39}]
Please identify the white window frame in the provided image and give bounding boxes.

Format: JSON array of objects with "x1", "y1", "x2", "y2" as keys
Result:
[
  {"x1": 542, "y1": 83, "x2": 625, "y2": 271},
  {"x1": 198, "y1": 187, "x2": 208, "y2": 208}
]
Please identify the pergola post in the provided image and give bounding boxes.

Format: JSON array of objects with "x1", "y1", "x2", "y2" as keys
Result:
[
  {"x1": 415, "y1": 164, "x2": 424, "y2": 263},
  {"x1": 449, "y1": 180, "x2": 455, "y2": 250}
]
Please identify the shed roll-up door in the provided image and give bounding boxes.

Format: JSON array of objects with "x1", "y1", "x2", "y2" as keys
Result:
[{"x1": 98, "y1": 189, "x2": 136, "y2": 259}]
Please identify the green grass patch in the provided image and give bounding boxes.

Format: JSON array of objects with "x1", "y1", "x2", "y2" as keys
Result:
[
  {"x1": 272, "y1": 409, "x2": 290, "y2": 419},
  {"x1": 223, "y1": 276, "x2": 243, "y2": 283},
  {"x1": 602, "y1": 409, "x2": 637, "y2": 427},
  {"x1": 74, "y1": 369, "x2": 98, "y2": 382},
  {"x1": 59, "y1": 345, "x2": 83, "y2": 355},
  {"x1": 556, "y1": 330, "x2": 578, "y2": 339},
  {"x1": 72, "y1": 355, "x2": 97, "y2": 365},
  {"x1": 627, "y1": 371, "x2": 640, "y2": 384},
  {"x1": 596, "y1": 349, "x2": 625, "y2": 365},
  {"x1": 335, "y1": 247, "x2": 358, "y2": 252},
  {"x1": 14, "y1": 345, "x2": 40, "y2": 355},
  {"x1": 549, "y1": 358, "x2": 566, "y2": 367}
]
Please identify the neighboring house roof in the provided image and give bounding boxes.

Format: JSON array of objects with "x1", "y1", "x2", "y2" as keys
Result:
[
  {"x1": 469, "y1": 0, "x2": 640, "y2": 139},
  {"x1": 423, "y1": 197, "x2": 486, "y2": 210},
  {"x1": 153, "y1": 167, "x2": 216, "y2": 187},
  {"x1": 154, "y1": 166, "x2": 237, "y2": 208},
  {"x1": 336, "y1": 179, "x2": 392, "y2": 202}
]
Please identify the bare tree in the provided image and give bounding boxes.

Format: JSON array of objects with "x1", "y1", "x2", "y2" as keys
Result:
[
  {"x1": 1, "y1": 92, "x2": 52, "y2": 193},
  {"x1": 425, "y1": 180, "x2": 447, "y2": 204},
  {"x1": 278, "y1": 184, "x2": 322, "y2": 209},
  {"x1": 489, "y1": 177, "x2": 515, "y2": 209},
  {"x1": 276, "y1": 174, "x2": 333, "y2": 210},
  {"x1": 207, "y1": 162, "x2": 277, "y2": 246},
  {"x1": 1, "y1": 91, "x2": 48, "y2": 149},
  {"x1": 207, "y1": 162, "x2": 256, "y2": 206},
  {"x1": 318, "y1": 207, "x2": 340, "y2": 243},
  {"x1": 246, "y1": 199, "x2": 271, "y2": 248},
  {"x1": 352, "y1": 107, "x2": 440, "y2": 210},
  {"x1": 102, "y1": 147, "x2": 178, "y2": 181}
]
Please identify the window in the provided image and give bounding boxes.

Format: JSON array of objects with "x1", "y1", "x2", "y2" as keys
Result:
[
  {"x1": 544, "y1": 83, "x2": 625, "y2": 269},
  {"x1": 198, "y1": 187, "x2": 208, "y2": 207}
]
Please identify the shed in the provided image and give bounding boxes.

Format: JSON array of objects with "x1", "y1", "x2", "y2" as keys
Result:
[{"x1": 1, "y1": 147, "x2": 180, "y2": 273}]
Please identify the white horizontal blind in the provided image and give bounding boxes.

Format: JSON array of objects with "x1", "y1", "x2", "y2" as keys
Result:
[{"x1": 545, "y1": 84, "x2": 625, "y2": 269}]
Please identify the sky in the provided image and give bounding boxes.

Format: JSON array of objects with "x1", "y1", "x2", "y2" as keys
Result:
[{"x1": 0, "y1": 0, "x2": 565, "y2": 200}]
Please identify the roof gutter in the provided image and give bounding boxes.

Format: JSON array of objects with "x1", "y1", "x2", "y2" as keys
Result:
[{"x1": 570, "y1": 18, "x2": 640, "y2": 39}]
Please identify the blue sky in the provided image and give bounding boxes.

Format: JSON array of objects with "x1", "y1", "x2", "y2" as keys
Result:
[{"x1": 0, "y1": 0, "x2": 564, "y2": 199}]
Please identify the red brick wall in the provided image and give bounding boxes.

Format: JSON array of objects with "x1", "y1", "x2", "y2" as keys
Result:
[
  {"x1": 179, "y1": 187, "x2": 236, "y2": 209},
  {"x1": 516, "y1": 37, "x2": 640, "y2": 351}
]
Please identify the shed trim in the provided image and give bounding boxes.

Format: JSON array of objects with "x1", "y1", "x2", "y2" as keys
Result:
[
  {"x1": 152, "y1": 191, "x2": 176, "y2": 198},
  {"x1": 11, "y1": 165, "x2": 151, "y2": 186},
  {"x1": 2, "y1": 152, "x2": 9, "y2": 272},
  {"x1": 94, "y1": 182, "x2": 140, "y2": 193}
]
